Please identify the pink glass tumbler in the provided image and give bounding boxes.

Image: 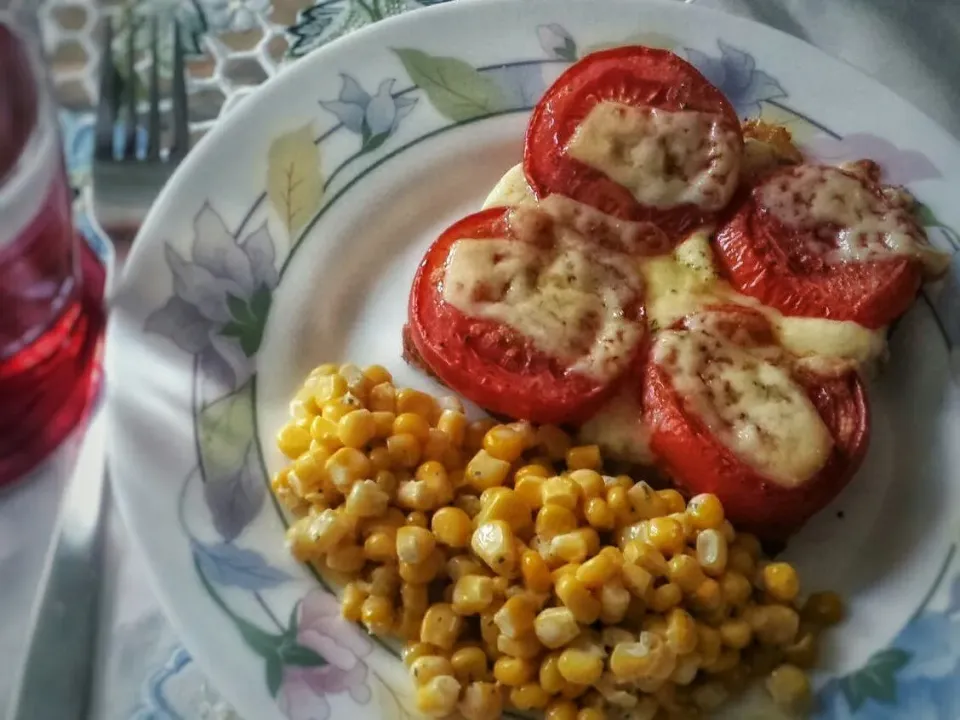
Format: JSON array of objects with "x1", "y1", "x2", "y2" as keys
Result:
[{"x1": 0, "y1": 21, "x2": 106, "y2": 487}]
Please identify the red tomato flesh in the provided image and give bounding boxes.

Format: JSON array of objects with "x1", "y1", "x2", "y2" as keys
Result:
[
  {"x1": 407, "y1": 207, "x2": 646, "y2": 424},
  {"x1": 524, "y1": 46, "x2": 742, "y2": 240},
  {"x1": 642, "y1": 307, "x2": 870, "y2": 539},
  {"x1": 713, "y1": 164, "x2": 925, "y2": 329}
]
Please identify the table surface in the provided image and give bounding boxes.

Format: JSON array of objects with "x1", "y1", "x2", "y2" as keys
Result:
[{"x1": 3, "y1": 0, "x2": 960, "y2": 718}]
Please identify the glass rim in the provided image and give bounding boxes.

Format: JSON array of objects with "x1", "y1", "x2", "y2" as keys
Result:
[{"x1": 0, "y1": 18, "x2": 63, "y2": 250}]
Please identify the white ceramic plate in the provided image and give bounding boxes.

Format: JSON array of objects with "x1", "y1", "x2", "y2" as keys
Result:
[{"x1": 106, "y1": 1, "x2": 960, "y2": 717}]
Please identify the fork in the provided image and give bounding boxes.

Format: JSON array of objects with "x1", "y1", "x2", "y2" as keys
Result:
[{"x1": 92, "y1": 14, "x2": 190, "y2": 245}]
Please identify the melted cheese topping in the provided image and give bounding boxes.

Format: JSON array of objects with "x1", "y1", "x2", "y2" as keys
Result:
[
  {"x1": 577, "y1": 386, "x2": 653, "y2": 465},
  {"x1": 441, "y1": 212, "x2": 644, "y2": 381},
  {"x1": 566, "y1": 101, "x2": 741, "y2": 211},
  {"x1": 759, "y1": 164, "x2": 949, "y2": 276},
  {"x1": 653, "y1": 328, "x2": 834, "y2": 486},
  {"x1": 640, "y1": 233, "x2": 886, "y2": 368},
  {"x1": 483, "y1": 164, "x2": 534, "y2": 208}
]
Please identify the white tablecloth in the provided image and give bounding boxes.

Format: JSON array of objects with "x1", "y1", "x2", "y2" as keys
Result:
[{"x1": 3, "y1": 0, "x2": 959, "y2": 717}]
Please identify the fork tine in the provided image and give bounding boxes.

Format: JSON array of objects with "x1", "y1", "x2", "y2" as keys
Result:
[
  {"x1": 122, "y1": 13, "x2": 138, "y2": 160},
  {"x1": 146, "y1": 17, "x2": 160, "y2": 160},
  {"x1": 94, "y1": 16, "x2": 118, "y2": 161},
  {"x1": 170, "y1": 21, "x2": 190, "y2": 160}
]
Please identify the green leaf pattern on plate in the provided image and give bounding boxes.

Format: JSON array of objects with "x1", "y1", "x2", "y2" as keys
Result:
[
  {"x1": 267, "y1": 124, "x2": 325, "y2": 240},
  {"x1": 394, "y1": 48, "x2": 507, "y2": 121}
]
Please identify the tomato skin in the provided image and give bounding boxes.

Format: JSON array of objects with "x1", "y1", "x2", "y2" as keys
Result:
[
  {"x1": 713, "y1": 174, "x2": 923, "y2": 330},
  {"x1": 524, "y1": 46, "x2": 742, "y2": 239},
  {"x1": 642, "y1": 314, "x2": 870, "y2": 540},
  {"x1": 407, "y1": 208, "x2": 644, "y2": 425}
]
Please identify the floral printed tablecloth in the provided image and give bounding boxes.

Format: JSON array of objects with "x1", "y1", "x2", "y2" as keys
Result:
[{"x1": 3, "y1": 0, "x2": 960, "y2": 718}]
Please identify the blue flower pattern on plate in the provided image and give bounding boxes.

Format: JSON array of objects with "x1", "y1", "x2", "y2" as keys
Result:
[
  {"x1": 320, "y1": 74, "x2": 417, "y2": 152},
  {"x1": 684, "y1": 39, "x2": 786, "y2": 117}
]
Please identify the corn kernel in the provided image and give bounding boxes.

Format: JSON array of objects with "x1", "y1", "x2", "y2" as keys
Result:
[
  {"x1": 465, "y1": 450, "x2": 511, "y2": 491},
  {"x1": 577, "y1": 708, "x2": 605, "y2": 720},
  {"x1": 686, "y1": 493, "x2": 723, "y2": 530},
  {"x1": 657, "y1": 488, "x2": 687, "y2": 514},
  {"x1": 411, "y1": 655, "x2": 455, "y2": 685},
  {"x1": 762, "y1": 562, "x2": 800, "y2": 603},
  {"x1": 435, "y1": 409, "x2": 467, "y2": 448},
  {"x1": 609, "y1": 633, "x2": 673, "y2": 681},
  {"x1": 626, "y1": 481, "x2": 665, "y2": 519},
  {"x1": 665, "y1": 608, "x2": 697, "y2": 655},
  {"x1": 510, "y1": 683, "x2": 552, "y2": 711},
  {"x1": 456, "y1": 494, "x2": 482, "y2": 519},
  {"x1": 646, "y1": 516, "x2": 685, "y2": 556},
  {"x1": 421, "y1": 604, "x2": 464, "y2": 650},
  {"x1": 428, "y1": 506, "x2": 470, "y2": 548},
  {"x1": 482, "y1": 425, "x2": 525, "y2": 463},
  {"x1": 534, "y1": 607, "x2": 581, "y2": 649},
  {"x1": 696, "y1": 528, "x2": 728, "y2": 577},
  {"x1": 766, "y1": 664, "x2": 811, "y2": 711},
  {"x1": 403, "y1": 642, "x2": 438, "y2": 667},
  {"x1": 536, "y1": 504, "x2": 578, "y2": 540},
  {"x1": 692, "y1": 577, "x2": 722, "y2": 610},
  {"x1": 335, "y1": 409, "x2": 375, "y2": 448},
  {"x1": 566, "y1": 445, "x2": 601, "y2": 471},
  {"x1": 668, "y1": 554, "x2": 706, "y2": 593},
  {"x1": 584, "y1": 498, "x2": 615, "y2": 530},
  {"x1": 577, "y1": 548, "x2": 622, "y2": 588},
  {"x1": 493, "y1": 656, "x2": 536, "y2": 686},
  {"x1": 719, "y1": 618, "x2": 753, "y2": 650},
  {"x1": 286, "y1": 509, "x2": 350, "y2": 559},
  {"x1": 341, "y1": 582, "x2": 368, "y2": 622},
  {"x1": 598, "y1": 581, "x2": 631, "y2": 625},
  {"x1": 396, "y1": 480, "x2": 438, "y2": 511},
  {"x1": 451, "y1": 646, "x2": 489, "y2": 684},
  {"x1": 721, "y1": 571, "x2": 753, "y2": 607},
  {"x1": 514, "y1": 475, "x2": 546, "y2": 511},
  {"x1": 496, "y1": 632, "x2": 542, "y2": 659},
  {"x1": 560, "y1": 681, "x2": 588, "y2": 700},
  {"x1": 465, "y1": 418, "x2": 496, "y2": 452},
  {"x1": 558, "y1": 648, "x2": 604, "y2": 685},
  {"x1": 472, "y1": 521, "x2": 519, "y2": 576},
  {"x1": 542, "y1": 476, "x2": 581, "y2": 511},
  {"x1": 459, "y1": 681, "x2": 502, "y2": 720},
  {"x1": 783, "y1": 629, "x2": 819, "y2": 669},
  {"x1": 312, "y1": 373, "x2": 348, "y2": 404},
  {"x1": 476, "y1": 489, "x2": 532, "y2": 533},
  {"x1": 325, "y1": 447, "x2": 372, "y2": 492},
  {"x1": 649, "y1": 583, "x2": 682, "y2": 613},
  {"x1": 368, "y1": 381, "x2": 396, "y2": 413},
  {"x1": 545, "y1": 700, "x2": 578, "y2": 720},
  {"x1": 326, "y1": 542, "x2": 366, "y2": 573},
  {"x1": 343, "y1": 479, "x2": 389, "y2": 518},
  {"x1": 322, "y1": 398, "x2": 357, "y2": 423},
  {"x1": 422, "y1": 428, "x2": 452, "y2": 463},
  {"x1": 361, "y1": 595, "x2": 393, "y2": 635},
  {"x1": 451, "y1": 574, "x2": 495, "y2": 615},
  {"x1": 521, "y1": 550, "x2": 553, "y2": 593},
  {"x1": 555, "y1": 574, "x2": 601, "y2": 625},
  {"x1": 277, "y1": 423, "x2": 312, "y2": 459},
  {"x1": 396, "y1": 525, "x2": 436, "y2": 564},
  {"x1": 802, "y1": 591, "x2": 845, "y2": 627},
  {"x1": 402, "y1": 582, "x2": 429, "y2": 613},
  {"x1": 606, "y1": 486, "x2": 632, "y2": 524},
  {"x1": 537, "y1": 653, "x2": 565, "y2": 694},
  {"x1": 392, "y1": 412, "x2": 429, "y2": 442},
  {"x1": 416, "y1": 675, "x2": 461, "y2": 717},
  {"x1": 550, "y1": 531, "x2": 591, "y2": 564},
  {"x1": 386, "y1": 432, "x2": 421, "y2": 468},
  {"x1": 621, "y1": 564, "x2": 654, "y2": 599},
  {"x1": 746, "y1": 605, "x2": 800, "y2": 646},
  {"x1": 400, "y1": 550, "x2": 444, "y2": 584}
]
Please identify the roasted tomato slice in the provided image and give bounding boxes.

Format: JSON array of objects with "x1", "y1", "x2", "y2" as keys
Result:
[
  {"x1": 714, "y1": 161, "x2": 948, "y2": 329},
  {"x1": 524, "y1": 46, "x2": 743, "y2": 241},
  {"x1": 642, "y1": 306, "x2": 869, "y2": 539},
  {"x1": 406, "y1": 205, "x2": 647, "y2": 424}
]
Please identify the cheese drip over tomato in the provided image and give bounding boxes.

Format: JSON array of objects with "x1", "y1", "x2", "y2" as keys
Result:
[
  {"x1": 651, "y1": 326, "x2": 833, "y2": 486},
  {"x1": 441, "y1": 204, "x2": 645, "y2": 382},
  {"x1": 565, "y1": 101, "x2": 741, "y2": 212},
  {"x1": 758, "y1": 163, "x2": 949, "y2": 276}
]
